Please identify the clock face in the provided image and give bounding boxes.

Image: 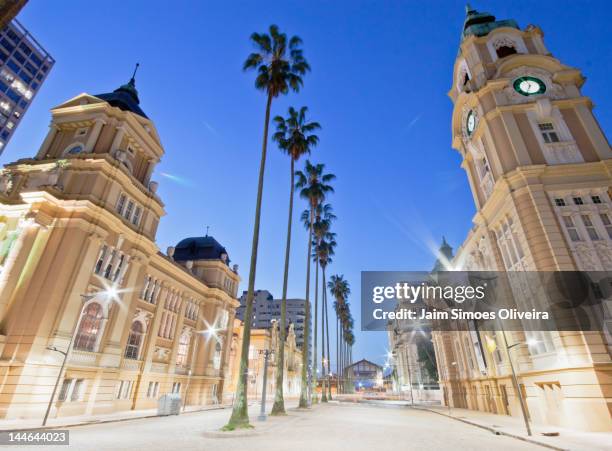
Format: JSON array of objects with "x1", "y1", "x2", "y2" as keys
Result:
[
  {"x1": 513, "y1": 76, "x2": 546, "y2": 96},
  {"x1": 466, "y1": 110, "x2": 476, "y2": 135}
]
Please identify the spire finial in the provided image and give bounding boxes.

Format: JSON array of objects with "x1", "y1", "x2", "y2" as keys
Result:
[
  {"x1": 205, "y1": 225, "x2": 210, "y2": 237},
  {"x1": 131, "y1": 63, "x2": 140, "y2": 82},
  {"x1": 466, "y1": 3, "x2": 474, "y2": 13}
]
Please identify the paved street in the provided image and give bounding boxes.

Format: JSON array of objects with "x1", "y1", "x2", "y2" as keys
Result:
[{"x1": 15, "y1": 401, "x2": 544, "y2": 451}]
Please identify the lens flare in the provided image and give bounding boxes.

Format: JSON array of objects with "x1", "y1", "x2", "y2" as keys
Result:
[{"x1": 160, "y1": 172, "x2": 195, "y2": 187}]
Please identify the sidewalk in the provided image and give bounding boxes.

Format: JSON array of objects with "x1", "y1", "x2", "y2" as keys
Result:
[
  {"x1": 0, "y1": 403, "x2": 232, "y2": 432},
  {"x1": 342, "y1": 398, "x2": 611, "y2": 451}
]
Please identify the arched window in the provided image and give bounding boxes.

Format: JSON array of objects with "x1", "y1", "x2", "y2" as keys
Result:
[
  {"x1": 213, "y1": 341, "x2": 222, "y2": 370},
  {"x1": 66, "y1": 144, "x2": 84, "y2": 155},
  {"x1": 496, "y1": 45, "x2": 517, "y2": 59},
  {"x1": 124, "y1": 321, "x2": 144, "y2": 359},
  {"x1": 74, "y1": 303, "x2": 104, "y2": 352},
  {"x1": 176, "y1": 332, "x2": 190, "y2": 366}
]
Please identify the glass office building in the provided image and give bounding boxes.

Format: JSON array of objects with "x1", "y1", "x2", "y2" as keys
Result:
[{"x1": 0, "y1": 19, "x2": 54, "y2": 155}]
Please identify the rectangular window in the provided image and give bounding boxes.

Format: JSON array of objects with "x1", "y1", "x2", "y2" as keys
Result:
[
  {"x1": 573, "y1": 197, "x2": 584, "y2": 205},
  {"x1": 562, "y1": 216, "x2": 581, "y2": 242},
  {"x1": 116, "y1": 194, "x2": 126, "y2": 214},
  {"x1": 124, "y1": 200, "x2": 134, "y2": 220},
  {"x1": 591, "y1": 195, "x2": 602, "y2": 204},
  {"x1": 581, "y1": 215, "x2": 600, "y2": 240},
  {"x1": 554, "y1": 198, "x2": 566, "y2": 207},
  {"x1": 30, "y1": 53, "x2": 42, "y2": 67},
  {"x1": 13, "y1": 52, "x2": 25, "y2": 64},
  {"x1": 71, "y1": 379, "x2": 84, "y2": 401},
  {"x1": 599, "y1": 213, "x2": 612, "y2": 239},
  {"x1": 132, "y1": 207, "x2": 141, "y2": 226},
  {"x1": 58, "y1": 379, "x2": 73, "y2": 401},
  {"x1": 538, "y1": 122, "x2": 560, "y2": 143},
  {"x1": 7, "y1": 59, "x2": 20, "y2": 74},
  {"x1": 18, "y1": 42, "x2": 31, "y2": 56}
]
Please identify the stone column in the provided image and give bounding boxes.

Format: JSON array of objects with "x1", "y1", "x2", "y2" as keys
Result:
[
  {"x1": 84, "y1": 118, "x2": 106, "y2": 153},
  {"x1": 141, "y1": 283, "x2": 167, "y2": 373},
  {"x1": 35, "y1": 123, "x2": 59, "y2": 159},
  {"x1": 110, "y1": 124, "x2": 127, "y2": 153},
  {"x1": 0, "y1": 218, "x2": 52, "y2": 326}
]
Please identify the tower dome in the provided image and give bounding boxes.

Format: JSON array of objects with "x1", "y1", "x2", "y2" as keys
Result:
[
  {"x1": 173, "y1": 235, "x2": 230, "y2": 264},
  {"x1": 94, "y1": 64, "x2": 148, "y2": 118}
]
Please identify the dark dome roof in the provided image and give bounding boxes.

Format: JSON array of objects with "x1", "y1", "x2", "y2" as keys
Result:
[
  {"x1": 174, "y1": 235, "x2": 229, "y2": 263},
  {"x1": 462, "y1": 5, "x2": 519, "y2": 40},
  {"x1": 94, "y1": 76, "x2": 148, "y2": 119}
]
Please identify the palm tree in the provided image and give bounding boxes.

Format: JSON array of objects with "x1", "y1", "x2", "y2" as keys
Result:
[
  {"x1": 226, "y1": 25, "x2": 309, "y2": 430},
  {"x1": 316, "y1": 231, "x2": 336, "y2": 401},
  {"x1": 270, "y1": 107, "x2": 320, "y2": 415},
  {"x1": 328, "y1": 275, "x2": 350, "y2": 395},
  {"x1": 295, "y1": 163, "x2": 335, "y2": 405}
]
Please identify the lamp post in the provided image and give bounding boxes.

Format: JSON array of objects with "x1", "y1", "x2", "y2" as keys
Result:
[
  {"x1": 489, "y1": 332, "x2": 533, "y2": 436},
  {"x1": 257, "y1": 348, "x2": 273, "y2": 421},
  {"x1": 43, "y1": 287, "x2": 117, "y2": 426}
]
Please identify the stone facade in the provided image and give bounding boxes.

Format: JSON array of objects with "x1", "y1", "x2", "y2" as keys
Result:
[
  {"x1": 0, "y1": 78, "x2": 240, "y2": 420},
  {"x1": 226, "y1": 320, "x2": 303, "y2": 401},
  {"x1": 431, "y1": 7, "x2": 612, "y2": 432}
]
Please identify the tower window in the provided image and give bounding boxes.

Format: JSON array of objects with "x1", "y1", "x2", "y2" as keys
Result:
[
  {"x1": 572, "y1": 197, "x2": 584, "y2": 205},
  {"x1": 591, "y1": 195, "x2": 602, "y2": 204},
  {"x1": 562, "y1": 216, "x2": 581, "y2": 242},
  {"x1": 538, "y1": 123, "x2": 560, "y2": 143},
  {"x1": 67, "y1": 144, "x2": 84, "y2": 155},
  {"x1": 496, "y1": 45, "x2": 517, "y2": 59},
  {"x1": 554, "y1": 198, "x2": 566, "y2": 207}
]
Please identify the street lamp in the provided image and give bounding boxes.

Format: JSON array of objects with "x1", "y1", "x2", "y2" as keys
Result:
[
  {"x1": 257, "y1": 348, "x2": 273, "y2": 421},
  {"x1": 43, "y1": 287, "x2": 118, "y2": 426},
  {"x1": 485, "y1": 333, "x2": 533, "y2": 436}
]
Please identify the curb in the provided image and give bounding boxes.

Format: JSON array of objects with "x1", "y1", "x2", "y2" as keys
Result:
[
  {"x1": 407, "y1": 406, "x2": 568, "y2": 451},
  {"x1": 0, "y1": 404, "x2": 231, "y2": 433}
]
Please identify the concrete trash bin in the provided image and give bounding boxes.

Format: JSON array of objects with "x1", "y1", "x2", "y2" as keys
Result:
[{"x1": 158, "y1": 393, "x2": 182, "y2": 415}]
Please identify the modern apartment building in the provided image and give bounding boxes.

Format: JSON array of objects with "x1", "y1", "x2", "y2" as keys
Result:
[
  {"x1": 0, "y1": 19, "x2": 54, "y2": 155},
  {"x1": 236, "y1": 289, "x2": 310, "y2": 354}
]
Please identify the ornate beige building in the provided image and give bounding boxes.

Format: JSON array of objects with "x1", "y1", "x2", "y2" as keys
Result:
[
  {"x1": 226, "y1": 320, "x2": 303, "y2": 402},
  {"x1": 431, "y1": 6, "x2": 612, "y2": 432},
  {"x1": 0, "y1": 75, "x2": 240, "y2": 420}
]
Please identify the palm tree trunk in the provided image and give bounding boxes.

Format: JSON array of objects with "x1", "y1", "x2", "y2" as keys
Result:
[
  {"x1": 325, "y1": 281, "x2": 332, "y2": 400},
  {"x1": 271, "y1": 158, "x2": 295, "y2": 415},
  {"x1": 226, "y1": 93, "x2": 273, "y2": 429},
  {"x1": 320, "y1": 267, "x2": 327, "y2": 402},
  {"x1": 312, "y1": 252, "x2": 319, "y2": 403},
  {"x1": 299, "y1": 208, "x2": 314, "y2": 408},
  {"x1": 336, "y1": 316, "x2": 339, "y2": 396}
]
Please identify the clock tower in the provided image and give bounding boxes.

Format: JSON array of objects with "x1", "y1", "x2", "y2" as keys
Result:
[
  {"x1": 450, "y1": 4, "x2": 612, "y2": 273},
  {"x1": 432, "y1": 5, "x2": 612, "y2": 432}
]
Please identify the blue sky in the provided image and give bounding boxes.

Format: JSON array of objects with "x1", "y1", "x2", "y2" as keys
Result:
[{"x1": 4, "y1": 1, "x2": 611, "y2": 366}]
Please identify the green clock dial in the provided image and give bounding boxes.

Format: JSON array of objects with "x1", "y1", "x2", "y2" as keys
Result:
[
  {"x1": 513, "y1": 76, "x2": 546, "y2": 96},
  {"x1": 466, "y1": 110, "x2": 476, "y2": 135}
]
